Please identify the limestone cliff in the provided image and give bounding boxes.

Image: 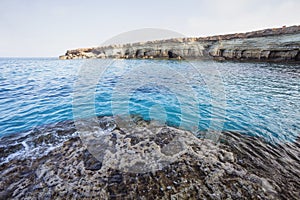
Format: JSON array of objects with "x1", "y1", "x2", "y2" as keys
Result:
[{"x1": 59, "y1": 25, "x2": 300, "y2": 62}]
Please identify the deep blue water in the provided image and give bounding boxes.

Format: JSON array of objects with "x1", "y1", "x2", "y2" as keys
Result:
[{"x1": 0, "y1": 58, "x2": 299, "y2": 143}]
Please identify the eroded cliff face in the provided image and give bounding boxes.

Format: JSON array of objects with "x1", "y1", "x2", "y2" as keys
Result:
[{"x1": 59, "y1": 25, "x2": 300, "y2": 62}]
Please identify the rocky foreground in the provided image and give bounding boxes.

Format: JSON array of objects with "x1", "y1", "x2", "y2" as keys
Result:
[
  {"x1": 59, "y1": 25, "x2": 300, "y2": 63},
  {"x1": 0, "y1": 116, "x2": 299, "y2": 199}
]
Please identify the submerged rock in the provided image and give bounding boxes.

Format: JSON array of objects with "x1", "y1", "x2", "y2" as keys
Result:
[{"x1": 59, "y1": 25, "x2": 300, "y2": 63}]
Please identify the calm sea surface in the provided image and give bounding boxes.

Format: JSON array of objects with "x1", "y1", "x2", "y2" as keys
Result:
[{"x1": 0, "y1": 58, "x2": 299, "y2": 144}]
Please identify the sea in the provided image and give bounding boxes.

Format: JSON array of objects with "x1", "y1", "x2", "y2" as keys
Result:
[
  {"x1": 0, "y1": 57, "x2": 299, "y2": 198},
  {"x1": 1, "y1": 58, "x2": 299, "y2": 141}
]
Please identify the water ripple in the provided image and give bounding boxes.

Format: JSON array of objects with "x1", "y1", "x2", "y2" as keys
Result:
[{"x1": 0, "y1": 58, "x2": 299, "y2": 144}]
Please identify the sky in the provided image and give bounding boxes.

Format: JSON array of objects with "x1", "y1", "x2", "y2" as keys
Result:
[{"x1": 0, "y1": 0, "x2": 299, "y2": 57}]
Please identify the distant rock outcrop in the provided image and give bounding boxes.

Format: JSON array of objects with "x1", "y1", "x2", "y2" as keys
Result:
[{"x1": 59, "y1": 25, "x2": 300, "y2": 62}]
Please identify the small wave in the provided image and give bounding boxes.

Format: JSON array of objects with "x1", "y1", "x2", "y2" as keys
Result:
[{"x1": 0, "y1": 120, "x2": 78, "y2": 165}]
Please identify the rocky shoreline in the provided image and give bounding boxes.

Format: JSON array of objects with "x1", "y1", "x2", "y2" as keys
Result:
[
  {"x1": 59, "y1": 25, "x2": 300, "y2": 63},
  {"x1": 0, "y1": 116, "x2": 299, "y2": 199}
]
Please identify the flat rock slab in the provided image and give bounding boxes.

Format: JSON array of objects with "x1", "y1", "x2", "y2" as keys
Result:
[{"x1": 0, "y1": 117, "x2": 299, "y2": 199}]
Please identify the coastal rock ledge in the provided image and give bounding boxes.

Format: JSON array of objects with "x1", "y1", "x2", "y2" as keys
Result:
[{"x1": 59, "y1": 25, "x2": 300, "y2": 63}]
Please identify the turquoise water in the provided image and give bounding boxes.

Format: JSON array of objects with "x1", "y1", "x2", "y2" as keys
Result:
[{"x1": 0, "y1": 58, "x2": 299, "y2": 143}]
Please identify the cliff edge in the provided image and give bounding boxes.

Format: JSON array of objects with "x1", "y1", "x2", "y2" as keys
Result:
[{"x1": 59, "y1": 25, "x2": 300, "y2": 63}]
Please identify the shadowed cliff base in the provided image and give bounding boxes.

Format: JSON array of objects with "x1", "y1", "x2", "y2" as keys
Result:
[{"x1": 60, "y1": 25, "x2": 300, "y2": 63}]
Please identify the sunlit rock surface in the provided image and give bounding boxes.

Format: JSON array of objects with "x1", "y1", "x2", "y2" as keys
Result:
[{"x1": 60, "y1": 25, "x2": 300, "y2": 62}]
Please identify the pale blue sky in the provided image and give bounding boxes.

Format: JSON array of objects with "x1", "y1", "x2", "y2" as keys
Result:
[{"x1": 0, "y1": 0, "x2": 299, "y2": 57}]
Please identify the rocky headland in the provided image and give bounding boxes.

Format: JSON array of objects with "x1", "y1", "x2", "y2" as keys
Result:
[{"x1": 59, "y1": 25, "x2": 300, "y2": 63}]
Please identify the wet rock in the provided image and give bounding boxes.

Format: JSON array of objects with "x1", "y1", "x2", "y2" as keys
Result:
[
  {"x1": 0, "y1": 143, "x2": 24, "y2": 159},
  {"x1": 0, "y1": 117, "x2": 299, "y2": 199},
  {"x1": 108, "y1": 172, "x2": 123, "y2": 184},
  {"x1": 83, "y1": 149, "x2": 102, "y2": 171}
]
